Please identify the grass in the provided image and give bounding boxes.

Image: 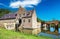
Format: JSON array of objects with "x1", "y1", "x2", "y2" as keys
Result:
[{"x1": 0, "y1": 28, "x2": 53, "y2": 39}]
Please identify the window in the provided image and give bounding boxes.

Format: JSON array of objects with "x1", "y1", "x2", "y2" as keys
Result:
[
  {"x1": 15, "y1": 14, "x2": 17, "y2": 16},
  {"x1": 28, "y1": 19, "x2": 30, "y2": 22},
  {"x1": 23, "y1": 13, "x2": 25, "y2": 16},
  {"x1": 7, "y1": 25, "x2": 11, "y2": 28},
  {"x1": 19, "y1": 14, "x2": 21, "y2": 17},
  {"x1": 23, "y1": 19, "x2": 25, "y2": 22},
  {"x1": 27, "y1": 12, "x2": 30, "y2": 16},
  {"x1": 7, "y1": 26, "x2": 8, "y2": 28}
]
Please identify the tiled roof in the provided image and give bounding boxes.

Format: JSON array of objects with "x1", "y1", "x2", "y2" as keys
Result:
[
  {"x1": 0, "y1": 13, "x2": 17, "y2": 20},
  {"x1": 0, "y1": 8, "x2": 35, "y2": 19},
  {"x1": 23, "y1": 10, "x2": 34, "y2": 18}
]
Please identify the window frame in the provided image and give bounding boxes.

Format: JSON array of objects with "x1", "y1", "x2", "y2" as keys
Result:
[
  {"x1": 23, "y1": 19, "x2": 25, "y2": 22},
  {"x1": 19, "y1": 14, "x2": 21, "y2": 17},
  {"x1": 28, "y1": 19, "x2": 30, "y2": 23}
]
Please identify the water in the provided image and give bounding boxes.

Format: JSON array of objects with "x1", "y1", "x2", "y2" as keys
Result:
[
  {"x1": 38, "y1": 27, "x2": 60, "y2": 39},
  {"x1": 50, "y1": 27, "x2": 60, "y2": 34},
  {"x1": 58, "y1": 28, "x2": 60, "y2": 33},
  {"x1": 50, "y1": 27, "x2": 55, "y2": 32},
  {"x1": 38, "y1": 32, "x2": 60, "y2": 39}
]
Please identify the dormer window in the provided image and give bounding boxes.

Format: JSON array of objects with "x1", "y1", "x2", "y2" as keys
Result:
[
  {"x1": 15, "y1": 14, "x2": 17, "y2": 16},
  {"x1": 27, "y1": 12, "x2": 30, "y2": 16}
]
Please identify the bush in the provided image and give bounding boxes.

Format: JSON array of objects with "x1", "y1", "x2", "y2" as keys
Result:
[
  {"x1": 58, "y1": 24, "x2": 60, "y2": 28},
  {"x1": 50, "y1": 23, "x2": 55, "y2": 27}
]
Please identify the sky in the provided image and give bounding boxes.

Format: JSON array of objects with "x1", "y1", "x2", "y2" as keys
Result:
[{"x1": 0, "y1": 0, "x2": 60, "y2": 21}]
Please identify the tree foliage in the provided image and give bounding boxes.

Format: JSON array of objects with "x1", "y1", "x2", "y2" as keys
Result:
[
  {"x1": 50, "y1": 23, "x2": 55, "y2": 27},
  {"x1": 58, "y1": 24, "x2": 60, "y2": 28},
  {"x1": 37, "y1": 17, "x2": 45, "y2": 22},
  {"x1": 0, "y1": 8, "x2": 10, "y2": 17}
]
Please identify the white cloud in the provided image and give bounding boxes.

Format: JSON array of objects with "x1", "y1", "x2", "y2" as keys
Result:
[{"x1": 9, "y1": 0, "x2": 41, "y2": 8}]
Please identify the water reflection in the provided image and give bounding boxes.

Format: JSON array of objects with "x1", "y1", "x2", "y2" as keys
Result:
[
  {"x1": 58, "y1": 28, "x2": 60, "y2": 33},
  {"x1": 50, "y1": 27, "x2": 55, "y2": 32}
]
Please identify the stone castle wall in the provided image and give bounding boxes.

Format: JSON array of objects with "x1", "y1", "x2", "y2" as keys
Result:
[{"x1": 0, "y1": 19, "x2": 16, "y2": 30}]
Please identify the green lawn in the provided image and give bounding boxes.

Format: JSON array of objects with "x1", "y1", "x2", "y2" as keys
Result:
[{"x1": 0, "y1": 28, "x2": 53, "y2": 39}]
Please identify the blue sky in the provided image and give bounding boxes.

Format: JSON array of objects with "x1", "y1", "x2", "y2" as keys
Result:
[{"x1": 0, "y1": 0, "x2": 60, "y2": 21}]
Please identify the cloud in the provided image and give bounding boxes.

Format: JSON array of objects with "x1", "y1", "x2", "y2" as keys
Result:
[{"x1": 9, "y1": 0, "x2": 41, "y2": 8}]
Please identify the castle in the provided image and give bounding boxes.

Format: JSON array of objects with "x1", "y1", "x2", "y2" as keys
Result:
[{"x1": 0, "y1": 7, "x2": 41, "y2": 34}]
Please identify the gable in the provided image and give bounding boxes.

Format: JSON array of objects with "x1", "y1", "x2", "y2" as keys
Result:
[
  {"x1": 17, "y1": 6, "x2": 36, "y2": 18},
  {"x1": 17, "y1": 6, "x2": 26, "y2": 14}
]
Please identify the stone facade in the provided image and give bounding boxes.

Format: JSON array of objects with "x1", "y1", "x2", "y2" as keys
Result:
[
  {"x1": 0, "y1": 19, "x2": 16, "y2": 30},
  {"x1": 0, "y1": 7, "x2": 41, "y2": 34}
]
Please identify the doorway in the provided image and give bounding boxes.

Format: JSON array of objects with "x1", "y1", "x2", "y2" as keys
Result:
[{"x1": 15, "y1": 19, "x2": 22, "y2": 31}]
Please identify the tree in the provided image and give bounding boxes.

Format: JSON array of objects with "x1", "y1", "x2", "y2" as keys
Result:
[
  {"x1": 37, "y1": 17, "x2": 45, "y2": 22},
  {"x1": 0, "y1": 8, "x2": 10, "y2": 17},
  {"x1": 50, "y1": 23, "x2": 55, "y2": 27},
  {"x1": 58, "y1": 24, "x2": 60, "y2": 28}
]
